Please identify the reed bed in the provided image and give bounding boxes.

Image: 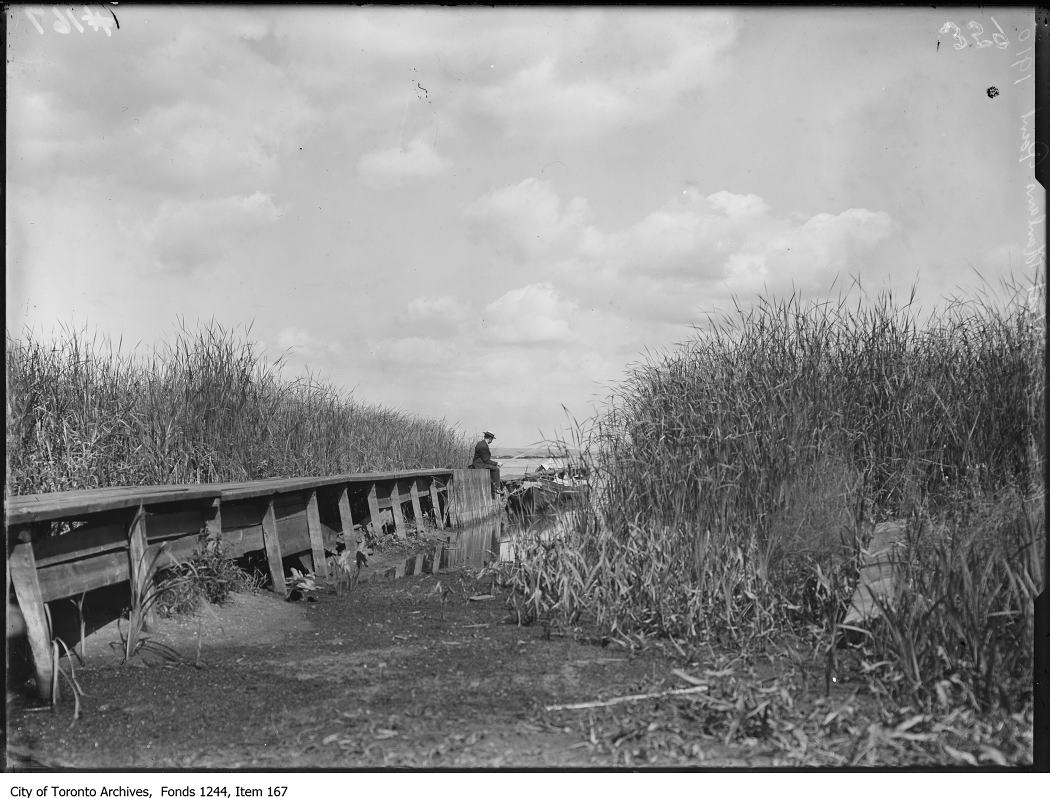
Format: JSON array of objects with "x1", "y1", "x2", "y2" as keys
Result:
[
  {"x1": 512, "y1": 280, "x2": 1044, "y2": 723},
  {"x1": 6, "y1": 321, "x2": 471, "y2": 495}
]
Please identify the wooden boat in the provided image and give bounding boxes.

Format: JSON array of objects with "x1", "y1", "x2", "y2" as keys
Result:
[{"x1": 503, "y1": 476, "x2": 587, "y2": 516}]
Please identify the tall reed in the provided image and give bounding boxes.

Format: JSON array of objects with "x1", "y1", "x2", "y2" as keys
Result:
[
  {"x1": 513, "y1": 278, "x2": 1044, "y2": 709},
  {"x1": 6, "y1": 321, "x2": 471, "y2": 495}
]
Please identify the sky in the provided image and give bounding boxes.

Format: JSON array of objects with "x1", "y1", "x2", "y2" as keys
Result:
[{"x1": 6, "y1": 5, "x2": 1044, "y2": 447}]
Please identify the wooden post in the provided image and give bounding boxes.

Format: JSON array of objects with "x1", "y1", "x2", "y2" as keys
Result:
[
  {"x1": 429, "y1": 479, "x2": 445, "y2": 528},
  {"x1": 8, "y1": 526, "x2": 54, "y2": 701},
  {"x1": 127, "y1": 505, "x2": 156, "y2": 630},
  {"x1": 388, "y1": 482, "x2": 407, "y2": 539},
  {"x1": 306, "y1": 490, "x2": 329, "y2": 578},
  {"x1": 367, "y1": 483, "x2": 381, "y2": 535},
  {"x1": 409, "y1": 480, "x2": 424, "y2": 529},
  {"x1": 337, "y1": 486, "x2": 356, "y2": 548},
  {"x1": 261, "y1": 499, "x2": 286, "y2": 597}
]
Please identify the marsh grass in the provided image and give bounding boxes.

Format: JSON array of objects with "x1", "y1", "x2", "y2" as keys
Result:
[
  {"x1": 6, "y1": 320, "x2": 470, "y2": 495},
  {"x1": 512, "y1": 279, "x2": 1044, "y2": 725},
  {"x1": 154, "y1": 531, "x2": 262, "y2": 618}
]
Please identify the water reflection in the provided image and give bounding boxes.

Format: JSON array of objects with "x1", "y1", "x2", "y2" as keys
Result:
[
  {"x1": 389, "y1": 508, "x2": 582, "y2": 577},
  {"x1": 449, "y1": 509, "x2": 581, "y2": 567}
]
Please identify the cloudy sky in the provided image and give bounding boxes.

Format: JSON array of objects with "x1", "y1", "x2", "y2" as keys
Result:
[{"x1": 6, "y1": 6, "x2": 1042, "y2": 447}]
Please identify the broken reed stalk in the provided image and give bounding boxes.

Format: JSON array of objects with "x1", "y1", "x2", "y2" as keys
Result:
[{"x1": 546, "y1": 684, "x2": 710, "y2": 712}]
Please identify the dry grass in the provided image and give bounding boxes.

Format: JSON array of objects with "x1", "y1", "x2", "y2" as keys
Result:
[
  {"x1": 508, "y1": 277, "x2": 1044, "y2": 761},
  {"x1": 6, "y1": 320, "x2": 471, "y2": 495}
]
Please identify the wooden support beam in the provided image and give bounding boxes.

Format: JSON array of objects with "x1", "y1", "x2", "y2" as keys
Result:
[
  {"x1": 306, "y1": 490, "x2": 328, "y2": 578},
  {"x1": 367, "y1": 483, "x2": 381, "y2": 535},
  {"x1": 388, "y1": 482, "x2": 407, "y2": 539},
  {"x1": 8, "y1": 526, "x2": 54, "y2": 701},
  {"x1": 127, "y1": 505, "x2": 156, "y2": 630},
  {"x1": 409, "y1": 481, "x2": 424, "y2": 529},
  {"x1": 336, "y1": 486, "x2": 356, "y2": 549},
  {"x1": 429, "y1": 479, "x2": 446, "y2": 528},
  {"x1": 261, "y1": 499, "x2": 286, "y2": 597}
]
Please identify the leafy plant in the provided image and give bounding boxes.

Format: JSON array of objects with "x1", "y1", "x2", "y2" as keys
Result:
[{"x1": 508, "y1": 277, "x2": 1044, "y2": 717}]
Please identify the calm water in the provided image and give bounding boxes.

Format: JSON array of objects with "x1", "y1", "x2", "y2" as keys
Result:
[{"x1": 445, "y1": 506, "x2": 581, "y2": 569}]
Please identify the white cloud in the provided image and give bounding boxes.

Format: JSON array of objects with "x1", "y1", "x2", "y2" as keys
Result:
[
  {"x1": 398, "y1": 295, "x2": 468, "y2": 338},
  {"x1": 148, "y1": 192, "x2": 283, "y2": 272},
  {"x1": 465, "y1": 178, "x2": 590, "y2": 261},
  {"x1": 276, "y1": 326, "x2": 343, "y2": 358},
  {"x1": 471, "y1": 10, "x2": 738, "y2": 140},
  {"x1": 357, "y1": 134, "x2": 451, "y2": 187},
  {"x1": 478, "y1": 185, "x2": 897, "y2": 324},
  {"x1": 484, "y1": 283, "x2": 577, "y2": 344}
]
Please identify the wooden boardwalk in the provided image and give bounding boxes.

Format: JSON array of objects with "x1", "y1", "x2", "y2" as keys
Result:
[{"x1": 6, "y1": 468, "x2": 499, "y2": 700}]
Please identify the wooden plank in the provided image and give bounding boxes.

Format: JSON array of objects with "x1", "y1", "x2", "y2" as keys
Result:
[
  {"x1": 429, "y1": 479, "x2": 445, "y2": 528},
  {"x1": 409, "y1": 481, "x2": 424, "y2": 528},
  {"x1": 5, "y1": 471, "x2": 460, "y2": 526},
  {"x1": 367, "y1": 484, "x2": 382, "y2": 533},
  {"x1": 8, "y1": 526, "x2": 55, "y2": 700},
  {"x1": 148, "y1": 535, "x2": 200, "y2": 571},
  {"x1": 216, "y1": 525, "x2": 263, "y2": 559},
  {"x1": 844, "y1": 520, "x2": 908, "y2": 625},
  {"x1": 143, "y1": 508, "x2": 207, "y2": 543},
  {"x1": 33, "y1": 519, "x2": 127, "y2": 568},
  {"x1": 387, "y1": 482, "x2": 407, "y2": 539},
  {"x1": 337, "y1": 487, "x2": 355, "y2": 547},
  {"x1": 218, "y1": 499, "x2": 266, "y2": 531},
  {"x1": 261, "y1": 499, "x2": 287, "y2": 597},
  {"x1": 37, "y1": 551, "x2": 128, "y2": 602},
  {"x1": 5, "y1": 485, "x2": 223, "y2": 525},
  {"x1": 127, "y1": 505, "x2": 156, "y2": 630},
  {"x1": 306, "y1": 491, "x2": 328, "y2": 578}
]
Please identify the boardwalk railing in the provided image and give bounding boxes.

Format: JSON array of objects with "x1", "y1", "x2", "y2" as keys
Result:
[{"x1": 6, "y1": 467, "x2": 498, "y2": 699}]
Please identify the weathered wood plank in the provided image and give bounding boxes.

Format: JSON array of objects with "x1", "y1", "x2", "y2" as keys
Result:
[
  {"x1": 5, "y1": 471, "x2": 458, "y2": 526},
  {"x1": 306, "y1": 491, "x2": 328, "y2": 578},
  {"x1": 261, "y1": 500, "x2": 286, "y2": 597},
  {"x1": 217, "y1": 525, "x2": 264, "y2": 559},
  {"x1": 337, "y1": 487, "x2": 355, "y2": 547},
  {"x1": 367, "y1": 484, "x2": 382, "y2": 532},
  {"x1": 428, "y1": 480, "x2": 443, "y2": 528},
  {"x1": 143, "y1": 508, "x2": 206, "y2": 542},
  {"x1": 388, "y1": 483, "x2": 407, "y2": 539},
  {"x1": 5, "y1": 485, "x2": 223, "y2": 525},
  {"x1": 33, "y1": 520, "x2": 127, "y2": 568},
  {"x1": 409, "y1": 481, "x2": 424, "y2": 528},
  {"x1": 8, "y1": 526, "x2": 55, "y2": 700},
  {"x1": 37, "y1": 551, "x2": 128, "y2": 602}
]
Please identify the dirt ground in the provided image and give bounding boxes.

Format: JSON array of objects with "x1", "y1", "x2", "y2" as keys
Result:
[{"x1": 5, "y1": 559, "x2": 790, "y2": 771}]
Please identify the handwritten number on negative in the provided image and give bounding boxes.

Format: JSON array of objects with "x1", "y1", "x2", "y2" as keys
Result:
[
  {"x1": 940, "y1": 19, "x2": 1010, "y2": 50},
  {"x1": 967, "y1": 21, "x2": 993, "y2": 48},
  {"x1": 81, "y1": 5, "x2": 116, "y2": 36},
  {"x1": 24, "y1": 7, "x2": 45, "y2": 34},
  {"x1": 940, "y1": 21, "x2": 968, "y2": 49},
  {"x1": 988, "y1": 17, "x2": 1010, "y2": 49},
  {"x1": 50, "y1": 6, "x2": 72, "y2": 33},
  {"x1": 23, "y1": 6, "x2": 116, "y2": 36}
]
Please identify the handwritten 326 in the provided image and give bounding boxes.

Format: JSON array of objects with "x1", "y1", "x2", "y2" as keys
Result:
[{"x1": 24, "y1": 5, "x2": 119, "y2": 37}]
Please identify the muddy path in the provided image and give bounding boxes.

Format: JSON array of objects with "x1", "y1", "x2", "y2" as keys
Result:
[{"x1": 6, "y1": 564, "x2": 775, "y2": 770}]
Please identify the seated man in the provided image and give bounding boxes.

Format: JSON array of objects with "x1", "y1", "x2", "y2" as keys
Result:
[{"x1": 469, "y1": 430, "x2": 501, "y2": 497}]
